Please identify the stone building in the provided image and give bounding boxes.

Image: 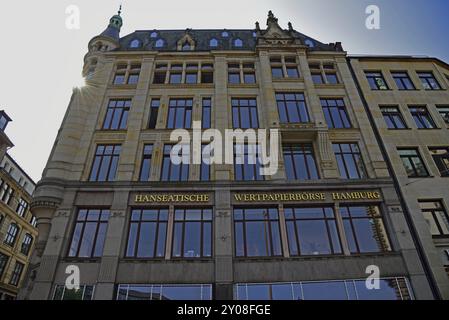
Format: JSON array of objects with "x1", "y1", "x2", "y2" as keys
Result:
[
  {"x1": 349, "y1": 56, "x2": 449, "y2": 298},
  {"x1": 24, "y1": 9, "x2": 445, "y2": 300},
  {"x1": 0, "y1": 111, "x2": 37, "y2": 300}
]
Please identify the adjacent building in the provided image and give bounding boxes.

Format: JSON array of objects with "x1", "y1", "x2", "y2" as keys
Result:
[
  {"x1": 349, "y1": 56, "x2": 449, "y2": 298},
  {"x1": 23, "y1": 9, "x2": 448, "y2": 300},
  {"x1": 0, "y1": 111, "x2": 37, "y2": 300}
]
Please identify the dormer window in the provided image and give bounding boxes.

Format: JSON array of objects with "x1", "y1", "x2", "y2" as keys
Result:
[
  {"x1": 222, "y1": 31, "x2": 229, "y2": 38},
  {"x1": 182, "y1": 42, "x2": 191, "y2": 51},
  {"x1": 155, "y1": 39, "x2": 164, "y2": 48},
  {"x1": 210, "y1": 38, "x2": 218, "y2": 48},
  {"x1": 130, "y1": 39, "x2": 141, "y2": 48},
  {"x1": 305, "y1": 39, "x2": 315, "y2": 48},
  {"x1": 234, "y1": 38, "x2": 243, "y2": 47},
  {"x1": 253, "y1": 32, "x2": 257, "y2": 38},
  {"x1": 150, "y1": 32, "x2": 158, "y2": 38}
]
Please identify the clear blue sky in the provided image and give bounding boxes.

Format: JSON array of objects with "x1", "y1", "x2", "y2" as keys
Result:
[{"x1": 1, "y1": 0, "x2": 448, "y2": 181}]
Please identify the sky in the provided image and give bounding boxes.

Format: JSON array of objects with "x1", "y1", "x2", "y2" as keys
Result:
[{"x1": 1, "y1": 0, "x2": 448, "y2": 182}]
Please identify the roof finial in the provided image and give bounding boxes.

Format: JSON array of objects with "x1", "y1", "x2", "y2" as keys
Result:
[
  {"x1": 267, "y1": 10, "x2": 278, "y2": 25},
  {"x1": 255, "y1": 21, "x2": 260, "y2": 31},
  {"x1": 118, "y1": 4, "x2": 122, "y2": 16},
  {"x1": 288, "y1": 22, "x2": 294, "y2": 32}
]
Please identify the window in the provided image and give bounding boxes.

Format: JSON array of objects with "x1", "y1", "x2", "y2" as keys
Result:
[
  {"x1": 129, "y1": 39, "x2": 141, "y2": 48},
  {"x1": 234, "y1": 278, "x2": 412, "y2": 300},
  {"x1": 161, "y1": 145, "x2": 189, "y2": 182},
  {"x1": 153, "y1": 63, "x2": 167, "y2": 84},
  {"x1": 185, "y1": 63, "x2": 198, "y2": 84},
  {"x1": 409, "y1": 106, "x2": 437, "y2": 129},
  {"x1": 209, "y1": 38, "x2": 218, "y2": 47},
  {"x1": 310, "y1": 62, "x2": 338, "y2": 84},
  {"x1": 53, "y1": 285, "x2": 94, "y2": 300},
  {"x1": 169, "y1": 64, "x2": 183, "y2": 84},
  {"x1": 285, "y1": 57, "x2": 299, "y2": 78},
  {"x1": 172, "y1": 208, "x2": 212, "y2": 258},
  {"x1": 340, "y1": 205, "x2": 391, "y2": 253},
  {"x1": 270, "y1": 57, "x2": 284, "y2": 78},
  {"x1": 437, "y1": 106, "x2": 449, "y2": 124},
  {"x1": 333, "y1": 143, "x2": 367, "y2": 179},
  {"x1": 392, "y1": 72, "x2": 415, "y2": 90},
  {"x1": 68, "y1": 209, "x2": 110, "y2": 258},
  {"x1": 126, "y1": 209, "x2": 168, "y2": 258},
  {"x1": 200, "y1": 144, "x2": 211, "y2": 181},
  {"x1": 103, "y1": 99, "x2": 132, "y2": 130},
  {"x1": 417, "y1": 72, "x2": 441, "y2": 90},
  {"x1": 243, "y1": 63, "x2": 256, "y2": 84},
  {"x1": 148, "y1": 99, "x2": 160, "y2": 129},
  {"x1": 155, "y1": 39, "x2": 164, "y2": 48},
  {"x1": 234, "y1": 38, "x2": 243, "y2": 47},
  {"x1": 150, "y1": 32, "x2": 158, "y2": 38},
  {"x1": 30, "y1": 215, "x2": 37, "y2": 228},
  {"x1": 182, "y1": 42, "x2": 191, "y2": 51},
  {"x1": 222, "y1": 31, "x2": 229, "y2": 37},
  {"x1": 4, "y1": 223, "x2": 19, "y2": 246},
  {"x1": 429, "y1": 148, "x2": 449, "y2": 177},
  {"x1": 276, "y1": 93, "x2": 309, "y2": 124},
  {"x1": 9, "y1": 262, "x2": 24, "y2": 286},
  {"x1": 321, "y1": 98, "x2": 351, "y2": 129},
  {"x1": 117, "y1": 284, "x2": 212, "y2": 300},
  {"x1": 232, "y1": 98, "x2": 259, "y2": 129},
  {"x1": 113, "y1": 63, "x2": 141, "y2": 85},
  {"x1": 365, "y1": 71, "x2": 389, "y2": 90},
  {"x1": 312, "y1": 72, "x2": 324, "y2": 84},
  {"x1": 127, "y1": 64, "x2": 141, "y2": 84},
  {"x1": 234, "y1": 144, "x2": 264, "y2": 181},
  {"x1": 419, "y1": 201, "x2": 449, "y2": 237},
  {"x1": 113, "y1": 64, "x2": 127, "y2": 84},
  {"x1": 0, "y1": 253, "x2": 8, "y2": 279},
  {"x1": 380, "y1": 107, "x2": 407, "y2": 129},
  {"x1": 139, "y1": 145, "x2": 153, "y2": 182},
  {"x1": 283, "y1": 144, "x2": 319, "y2": 180},
  {"x1": 228, "y1": 63, "x2": 241, "y2": 84},
  {"x1": 0, "y1": 214, "x2": 3, "y2": 228},
  {"x1": 326, "y1": 72, "x2": 339, "y2": 84},
  {"x1": 398, "y1": 148, "x2": 429, "y2": 178},
  {"x1": 234, "y1": 208, "x2": 282, "y2": 257},
  {"x1": 89, "y1": 145, "x2": 121, "y2": 182},
  {"x1": 0, "y1": 181, "x2": 14, "y2": 205},
  {"x1": 16, "y1": 198, "x2": 29, "y2": 217},
  {"x1": 202, "y1": 98, "x2": 212, "y2": 129},
  {"x1": 271, "y1": 56, "x2": 300, "y2": 79},
  {"x1": 285, "y1": 207, "x2": 341, "y2": 256},
  {"x1": 167, "y1": 98, "x2": 193, "y2": 129},
  {"x1": 201, "y1": 63, "x2": 214, "y2": 83},
  {"x1": 21, "y1": 233, "x2": 33, "y2": 256}
]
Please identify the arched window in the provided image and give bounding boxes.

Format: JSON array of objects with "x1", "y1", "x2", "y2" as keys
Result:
[
  {"x1": 150, "y1": 32, "x2": 158, "y2": 38},
  {"x1": 130, "y1": 39, "x2": 141, "y2": 48},
  {"x1": 155, "y1": 39, "x2": 164, "y2": 48},
  {"x1": 210, "y1": 38, "x2": 218, "y2": 47},
  {"x1": 5, "y1": 223, "x2": 19, "y2": 246},
  {"x1": 21, "y1": 233, "x2": 34, "y2": 256},
  {"x1": 182, "y1": 41, "x2": 191, "y2": 51},
  {"x1": 222, "y1": 31, "x2": 229, "y2": 38},
  {"x1": 234, "y1": 38, "x2": 243, "y2": 47}
]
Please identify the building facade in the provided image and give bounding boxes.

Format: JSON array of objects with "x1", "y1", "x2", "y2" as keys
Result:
[
  {"x1": 23, "y1": 10, "x2": 447, "y2": 300},
  {"x1": 349, "y1": 56, "x2": 449, "y2": 298},
  {"x1": 0, "y1": 113, "x2": 37, "y2": 300}
]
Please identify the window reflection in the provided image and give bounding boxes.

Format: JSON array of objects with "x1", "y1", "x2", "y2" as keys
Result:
[{"x1": 235, "y1": 278, "x2": 412, "y2": 300}]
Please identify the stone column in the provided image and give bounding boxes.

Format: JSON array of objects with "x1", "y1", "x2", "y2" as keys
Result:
[{"x1": 214, "y1": 189, "x2": 233, "y2": 300}]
